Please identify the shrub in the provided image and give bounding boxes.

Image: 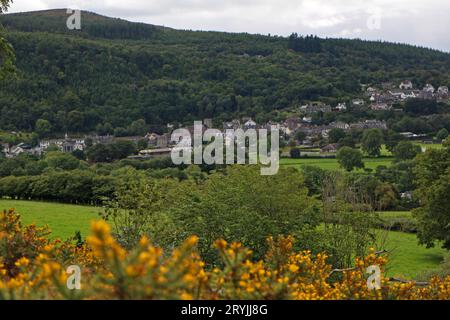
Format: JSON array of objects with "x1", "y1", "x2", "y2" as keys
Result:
[{"x1": 0, "y1": 210, "x2": 449, "y2": 300}]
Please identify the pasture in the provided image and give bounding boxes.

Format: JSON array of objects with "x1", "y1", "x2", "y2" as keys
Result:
[
  {"x1": 1, "y1": 200, "x2": 446, "y2": 279},
  {"x1": 0, "y1": 199, "x2": 100, "y2": 239},
  {"x1": 280, "y1": 157, "x2": 393, "y2": 171}
]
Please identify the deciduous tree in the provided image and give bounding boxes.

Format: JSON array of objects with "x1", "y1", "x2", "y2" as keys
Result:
[
  {"x1": 413, "y1": 138, "x2": 450, "y2": 249},
  {"x1": 362, "y1": 129, "x2": 383, "y2": 157},
  {"x1": 336, "y1": 147, "x2": 364, "y2": 172}
]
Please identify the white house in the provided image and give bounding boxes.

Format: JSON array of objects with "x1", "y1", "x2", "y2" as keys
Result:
[
  {"x1": 400, "y1": 91, "x2": 417, "y2": 100},
  {"x1": 244, "y1": 119, "x2": 257, "y2": 130},
  {"x1": 40, "y1": 135, "x2": 86, "y2": 153},
  {"x1": 302, "y1": 116, "x2": 312, "y2": 123},
  {"x1": 352, "y1": 99, "x2": 365, "y2": 106},
  {"x1": 438, "y1": 86, "x2": 449, "y2": 95},
  {"x1": 399, "y1": 80, "x2": 413, "y2": 90},
  {"x1": 336, "y1": 103, "x2": 347, "y2": 111},
  {"x1": 8, "y1": 143, "x2": 40, "y2": 157},
  {"x1": 423, "y1": 84, "x2": 435, "y2": 93},
  {"x1": 9, "y1": 145, "x2": 25, "y2": 157}
]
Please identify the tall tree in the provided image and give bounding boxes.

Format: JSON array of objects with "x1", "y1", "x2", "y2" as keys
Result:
[
  {"x1": 35, "y1": 119, "x2": 52, "y2": 138},
  {"x1": 336, "y1": 147, "x2": 365, "y2": 172},
  {"x1": 437, "y1": 128, "x2": 449, "y2": 141},
  {"x1": 0, "y1": 0, "x2": 15, "y2": 79},
  {"x1": 362, "y1": 129, "x2": 383, "y2": 157},
  {"x1": 413, "y1": 138, "x2": 450, "y2": 249},
  {"x1": 385, "y1": 130, "x2": 405, "y2": 153},
  {"x1": 392, "y1": 141, "x2": 422, "y2": 162}
]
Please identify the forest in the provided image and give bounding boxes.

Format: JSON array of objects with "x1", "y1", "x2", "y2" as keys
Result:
[{"x1": 0, "y1": 10, "x2": 450, "y2": 135}]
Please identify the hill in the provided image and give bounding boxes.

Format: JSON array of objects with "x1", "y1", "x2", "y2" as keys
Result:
[
  {"x1": 0, "y1": 9, "x2": 162, "y2": 39},
  {"x1": 0, "y1": 9, "x2": 450, "y2": 135}
]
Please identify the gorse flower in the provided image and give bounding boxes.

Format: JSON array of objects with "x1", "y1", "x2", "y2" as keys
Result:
[{"x1": 0, "y1": 210, "x2": 449, "y2": 300}]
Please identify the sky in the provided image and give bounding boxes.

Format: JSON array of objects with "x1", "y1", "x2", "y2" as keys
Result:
[{"x1": 8, "y1": 0, "x2": 450, "y2": 52}]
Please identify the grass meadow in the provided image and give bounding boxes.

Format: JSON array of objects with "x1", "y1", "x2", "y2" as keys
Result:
[
  {"x1": 280, "y1": 157, "x2": 394, "y2": 171},
  {"x1": 0, "y1": 199, "x2": 100, "y2": 239},
  {"x1": 1, "y1": 200, "x2": 447, "y2": 279}
]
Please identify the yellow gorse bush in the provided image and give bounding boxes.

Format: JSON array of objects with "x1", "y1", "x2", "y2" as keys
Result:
[{"x1": 0, "y1": 209, "x2": 449, "y2": 300}]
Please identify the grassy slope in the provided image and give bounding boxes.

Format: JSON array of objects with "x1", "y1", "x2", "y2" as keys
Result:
[
  {"x1": 383, "y1": 231, "x2": 446, "y2": 279},
  {"x1": 0, "y1": 199, "x2": 100, "y2": 239},
  {"x1": 376, "y1": 211, "x2": 445, "y2": 278}
]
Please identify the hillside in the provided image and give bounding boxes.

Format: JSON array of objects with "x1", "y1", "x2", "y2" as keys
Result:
[
  {"x1": 0, "y1": 9, "x2": 450, "y2": 134},
  {"x1": 0, "y1": 9, "x2": 162, "y2": 39}
]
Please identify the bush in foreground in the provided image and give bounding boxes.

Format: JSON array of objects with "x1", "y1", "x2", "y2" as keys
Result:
[{"x1": 0, "y1": 210, "x2": 449, "y2": 300}]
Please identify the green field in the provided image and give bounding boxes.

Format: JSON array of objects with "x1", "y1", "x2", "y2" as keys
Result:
[
  {"x1": 283, "y1": 143, "x2": 443, "y2": 171},
  {"x1": 383, "y1": 230, "x2": 446, "y2": 279},
  {"x1": 0, "y1": 200, "x2": 446, "y2": 279},
  {"x1": 378, "y1": 211, "x2": 413, "y2": 219},
  {"x1": 0, "y1": 199, "x2": 101, "y2": 239},
  {"x1": 280, "y1": 157, "x2": 393, "y2": 171},
  {"x1": 374, "y1": 212, "x2": 445, "y2": 278},
  {"x1": 417, "y1": 143, "x2": 444, "y2": 151}
]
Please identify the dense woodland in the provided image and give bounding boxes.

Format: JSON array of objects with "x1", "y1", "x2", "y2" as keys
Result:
[{"x1": 0, "y1": 10, "x2": 450, "y2": 135}]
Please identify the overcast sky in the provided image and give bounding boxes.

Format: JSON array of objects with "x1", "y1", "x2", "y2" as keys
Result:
[{"x1": 8, "y1": 0, "x2": 450, "y2": 52}]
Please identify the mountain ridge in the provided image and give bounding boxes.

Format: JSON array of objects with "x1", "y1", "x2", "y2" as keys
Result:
[{"x1": 2, "y1": 9, "x2": 450, "y2": 54}]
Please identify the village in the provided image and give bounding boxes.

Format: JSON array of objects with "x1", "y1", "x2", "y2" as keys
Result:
[{"x1": 1, "y1": 81, "x2": 448, "y2": 160}]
